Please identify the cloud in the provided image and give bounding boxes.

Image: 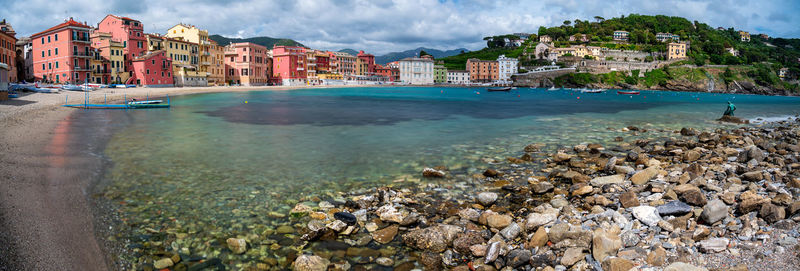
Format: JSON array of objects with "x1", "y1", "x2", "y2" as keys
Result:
[{"x1": 3, "y1": 0, "x2": 799, "y2": 54}]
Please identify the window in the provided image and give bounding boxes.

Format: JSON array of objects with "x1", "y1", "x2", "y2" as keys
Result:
[
  {"x1": 42, "y1": 64, "x2": 45, "y2": 70},
  {"x1": 48, "y1": 49, "x2": 51, "y2": 56},
  {"x1": 55, "y1": 62, "x2": 58, "y2": 68},
  {"x1": 48, "y1": 62, "x2": 51, "y2": 69},
  {"x1": 47, "y1": 36, "x2": 51, "y2": 43},
  {"x1": 123, "y1": 41, "x2": 127, "y2": 48},
  {"x1": 41, "y1": 51, "x2": 44, "y2": 57},
  {"x1": 146, "y1": 69, "x2": 150, "y2": 74},
  {"x1": 41, "y1": 38, "x2": 44, "y2": 44},
  {"x1": 152, "y1": 60, "x2": 155, "y2": 65}
]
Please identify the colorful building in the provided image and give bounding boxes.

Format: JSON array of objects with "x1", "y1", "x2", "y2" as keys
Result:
[
  {"x1": 148, "y1": 34, "x2": 205, "y2": 86},
  {"x1": 0, "y1": 19, "x2": 17, "y2": 83},
  {"x1": 466, "y1": 58, "x2": 498, "y2": 83},
  {"x1": 446, "y1": 70, "x2": 469, "y2": 85},
  {"x1": 667, "y1": 42, "x2": 687, "y2": 60},
  {"x1": 357, "y1": 50, "x2": 375, "y2": 75},
  {"x1": 97, "y1": 15, "x2": 146, "y2": 83},
  {"x1": 433, "y1": 64, "x2": 447, "y2": 84},
  {"x1": 207, "y1": 40, "x2": 225, "y2": 85},
  {"x1": 15, "y1": 37, "x2": 33, "y2": 82},
  {"x1": 131, "y1": 50, "x2": 173, "y2": 87},
  {"x1": 497, "y1": 55, "x2": 518, "y2": 81},
  {"x1": 398, "y1": 57, "x2": 434, "y2": 85},
  {"x1": 88, "y1": 47, "x2": 108, "y2": 84},
  {"x1": 165, "y1": 24, "x2": 213, "y2": 85},
  {"x1": 31, "y1": 18, "x2": 93, "y2": 83},
  {"x1": 329, "y1": 51, "x2": 356, "y2": 77},
  {"x1": 613, "y1": 30, "x2": 629, "y2": 41},
  {"x1": 271, "y1": 45, "x2": 306, "y2": 85},
  {"x1": 656, "y1": 32, "x2": 680, "y2": 42},
  {"x1": 539, "y1": 35, "x2": 552, "y2": 43},
  {"x1": 90, "y1": 31, "x2": 128, "y2": 84},
  {"x1": 739, "y1": 31, "x2": 751, "y2": 42},
  {"x1": 223, "y1": 42, "x2": 270, "y2": 86}
]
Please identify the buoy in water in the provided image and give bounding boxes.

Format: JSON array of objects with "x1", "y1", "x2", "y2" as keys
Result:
[{"x1": 245, "y1": 100, "x2": 248, "y2": 104}]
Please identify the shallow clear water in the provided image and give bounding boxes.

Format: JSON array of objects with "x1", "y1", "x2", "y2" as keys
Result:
[{"x1": 94, "y1": 87, "x2": 800, "y2": 268}]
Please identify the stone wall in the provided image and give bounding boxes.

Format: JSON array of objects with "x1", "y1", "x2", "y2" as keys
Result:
[{"x1": 512, "y1": 68, "x2": 575, "y2": 87}]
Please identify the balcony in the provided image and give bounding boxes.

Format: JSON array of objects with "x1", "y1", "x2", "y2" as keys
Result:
[
  {"x1": 74, "y1": 66, "x2": 91, "y2": 71},
  {"x1": 73, "y1": 52, "x2": 93, "y2": 58},
  {"x1": 201, "y1": 61, "x2": 211, "y2": 66},
  {"x1": 203, "y1": 52, "x2": 210, "y2": 56},
  {"x1": 72, "y1": 37, "x2": 91, "y2": 43},
  {"x1": 297, "y1": 67, "x2": 304, "y2": 71},
  {"x1": 200, "y1": 40, "x2": 211, "y2": 45},
  {"x1": 307, "y1": 57, "x2": 316, "y2": 61}
]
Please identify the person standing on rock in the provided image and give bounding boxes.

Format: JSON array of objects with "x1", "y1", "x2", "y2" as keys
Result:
[{"x1": 723, "y1": 101, "x2": 736, "y2": 116}]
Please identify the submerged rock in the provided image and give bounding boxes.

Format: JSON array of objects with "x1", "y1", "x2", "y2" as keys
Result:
[
  {"x1": 293, "y1": 255, "x2": 330, "y2": 271},
  {"x1": 476, "y1": 192, "x2": 498, "y2": 206},
  {"x1": 226, "y1": 238, "x2": 247, "y2": 254},
  {"x1": 422, "y1": 167, "x2": 446, "y2": 178}
]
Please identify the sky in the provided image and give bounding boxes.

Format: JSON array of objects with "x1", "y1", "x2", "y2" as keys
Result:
[{"x1": 3, "y1": 0, "x2": 800, "y2": 55}]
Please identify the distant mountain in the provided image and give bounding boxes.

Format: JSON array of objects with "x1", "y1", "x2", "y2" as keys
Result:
[
  {"x1": 338, "y1": 48, "x2": 359, "y2": 55},
  {"x1": 209, "y1": 34, "x2": 305, "y2": 48},
  {"x1": 375, "y1": 47, "x2": 469, "y2": 64}
]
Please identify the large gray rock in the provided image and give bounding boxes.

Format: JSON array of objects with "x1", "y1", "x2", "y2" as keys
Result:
[
  {"x1": 664, "y1": 262, "x2": 708, "y2": 271},
  {"x1": 506, "y1": 249, "x2": 532, "y2": 267},
  {"x1": 592, "y1": 226, "x2": 622, "y2": 262},
  {"x1": 657, "y1": 201, "x2": 693, "y2": 216},
  {"x1": 631, "y1": 206, "x2": 662, "y2": 227},
  {"x1": 500, "y1": 222, "x2": 522, "y2": 240},
  {"x1": 525, "y1": 212, "x2": 557, "y2": 230},
  {"x1": 700, "y1": 200, "x2": 728, "y2": 224},
  {"x1": 476, "y1": 192, "x2": 498, "y2": 206},
  {"x1": 402, "y1": 224, "x2": 463, "y2": 252},
  {"x1": 590, "y1": 174, "x2": 626, "y2": 186},
  {"x1": 698, "y1": 238, "x2": 729, "y2": 253}
]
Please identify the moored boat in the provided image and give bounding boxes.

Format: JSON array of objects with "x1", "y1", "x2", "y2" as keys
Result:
[
  {"x1": 581, "y1": 88, "x2": 605, "y2": 93},
  {"x1": 617, "y1": 90, "x2": 640, "y2": 95},
  {"x1": 487, "y1": 87, "x2": 512, "y2": 92}
]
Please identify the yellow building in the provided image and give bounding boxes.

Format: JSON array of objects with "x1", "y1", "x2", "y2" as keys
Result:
[
  {"x1": 739, "y1": 31, "x2": 750, "y2": 42},
  {"x1": 355, "y1": 58, "x2": 368, "y2": 76},
  {"x1": 147, "y1": 33, "x2": 205, "y2": 86},
  {"x1": 165, "y1": 24, "x2": 213, "y2": 85},
  {"x1": 91, "y1": 31, "x2": 129, "y2": 84},
  {"x1": 207, "y1": 40, "x2": 225, "y2": 85},
  {"x1": 318, "y1": 73, "x2": 343, "y2": 80},
  {"x1": 668, "y1": 42, "x2": 687, "y2": 60}
]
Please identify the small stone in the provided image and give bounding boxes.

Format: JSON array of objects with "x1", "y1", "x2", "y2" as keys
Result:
[
  {"x1": 326, "y1": 220, "x2": 347, "y2": 232},
  {"x1": 372, "y1": 225, "x2": 399, "y2": 244},
  {"x1": 561, "y1": 247, "x2": 584, "y2": 266},
  {"x1": 592, "y1": 226, "x2": 622, "y2": 262},
  {"x1": 469, "y1": 244, "x2": 487, "y2": 257},
  {"x1": 602, "y1": 257, "x2": 634, "y2": 271},
  {"x1": 531, "y1": 181, "x2": 555, "y2": 193},
  {"x1": 506, "y1": 249, "x2": 532, "y2": 268},
  {"x1": 646, "y1": 246, "x2": 667, "y2": 266},
  {"x1": 525, "y1": 212, "x2": 557, "y2": 230},
  {"x1": 458, "y1": 208, "x2": 480, "y2": 222},
  {"x1": 226, "y1": 238, "x2": 247, "y2": 254},
  {"x1": 365, "y1": 222, "x2": 379, "y2": 232},
  {"x1": 376, "y1": 204, "x2": 405, "y2": 223},
  {"x1": 657, "y1": 201, "x2": 693, "y2": 216},
  {"x1": 739, "y1": 191, "x2": 767, "y2": 214},
  {"x1": 698, "y1": 238, "x2": 729, "y2": 253},
  {"x1": 742, "y1": 171, "x2": 763, "y2": 182},
  {"x1": 375, "y1": 257, "x2": 394, "y2": 267},
  {"x1": 486, "y1": 214, "x2": 513, "y2": 229},
  {"x1": 631, "y1": 206, "x2": 662, "y2": 227},
  {"x1": 619, "y1": 191, "x2": 640, "y2": 208},
  {"x1": 484, "y1": 241, "x2": 503, "y2": 263},
  {"x1": 528, "y1": 226, "x2": 548, "y2": 248},
  {"x1": 590, "y1": 174, "x2": 625, "y2": 186},
  {"x1": 333, "y1": 212, "x2": 357, "y2": 225},
  {"x1": 293, "y1": 255, "x2": 330, "y2": 271},
  {"x1": 483, "y1": 168, "x2": 499, "y2": 177},
  {"x1": 572, "y1": 185, "x2": 593, "y2": 196},
  {"x1": 422, "y1": 167, "x2": 446, "y2": 178},
  {"x1": 700, "y1": 200, "x2": 728, "y2": 224},
  {"x1": 476, "y1": 192, "x2": 498, "y2": 206},
  {"x1": 500, "y1": 222, "x2": 522, "y2": 240},
  {"x1": 759, "y1": 203, "x2": 786, "y2": 223},
  {"x1": 154, "y1": 258, "x2": 174, "y2": 269},
  {"x1": 664, "y1": 262, "x2": 707, "y2": 271},
  {"x1": 684, "y1": 150, "x2": 701, "y2": 162},
  {"x1": 420, "y1": 252, "x2": 442, "y2": 270},
  {"x1": 630, "y1": 167, "x2": 659, "y2": 185}
]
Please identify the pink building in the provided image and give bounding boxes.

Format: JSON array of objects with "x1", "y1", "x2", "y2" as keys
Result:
[
  {"x1": 223, "y1": 42, "x2": 270, "y2": 86},
  {"x1": 357, "y1": 50, "x2": 375, "y2": 75},
  {"x1": 271, "y1": 45, "x2": 306, "y2": 86},
  {"x1": 131, "y1": 50, "x2": 173, "y2": 87},
  {"x1": 97, "y1": 14, "x2": 146, "y2": 83},
  {"x1": 30, "y1": 18, "x2": 93, "y2": 83}
]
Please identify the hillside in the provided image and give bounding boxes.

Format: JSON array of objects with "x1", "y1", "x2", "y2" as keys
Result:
[
  {"x1": 209, "y1": 34, "x2": 305, "y2": 48},
  {"x1": 375, "y1": 47, "x2": 468, "y2": 64},
  {"x1": 338, "y1": 49, "x2": 359, "y2": 55}
]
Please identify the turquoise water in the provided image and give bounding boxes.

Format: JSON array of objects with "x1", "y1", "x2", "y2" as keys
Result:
[{"x1": 95, "y1": 87, "x2": 800, "y2": 268}]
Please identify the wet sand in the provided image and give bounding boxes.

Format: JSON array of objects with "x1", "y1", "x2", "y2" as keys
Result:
[{"x1": 0, "y1": 85, "x2": 364, "y2": 270}]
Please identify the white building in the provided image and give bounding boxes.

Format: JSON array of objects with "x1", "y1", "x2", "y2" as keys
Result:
[
  {"x1": 496, "y1": 55, "x2": 519, "y2": 81},
  {"x1": 446, "y1": 70, "x2": 469, "y2": 85},
  {"x1": 398, "y1": 57, "x2": 434, "y2": 85}
]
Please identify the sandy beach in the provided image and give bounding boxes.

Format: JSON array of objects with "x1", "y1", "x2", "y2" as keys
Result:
[{"x1": 0, "y1": 85, "x2": 355, "y2": 270}]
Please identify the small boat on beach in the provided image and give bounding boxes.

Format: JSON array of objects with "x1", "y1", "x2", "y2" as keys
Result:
[
  {"x1": 617, "y1": 90, "x2": 640, "y2": 95},
  {"x1": 127, "y1": 100, "x2": 164, "y2": 105},
  {"x1": 61, "y1": 84, "x2": 84, "y2": 91},
  {"x1": 487, "y1": 87, "x2": 512, "y2": 92}
]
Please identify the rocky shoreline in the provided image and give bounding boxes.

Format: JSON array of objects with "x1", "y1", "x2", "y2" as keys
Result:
[{"x1": 247, "y1": 118, "x2": 800, "y2": 271}]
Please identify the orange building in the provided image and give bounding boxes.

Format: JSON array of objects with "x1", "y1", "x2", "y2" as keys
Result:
[
  {"x1": 0, "y1": 19, "x2": 17, "y2": 83},
  {"x1": 223, "y1": 42, "x2": 270, "y2": 86},
  {"x1": 466, "y1": 58, "x2": 498, "y2": 83}
]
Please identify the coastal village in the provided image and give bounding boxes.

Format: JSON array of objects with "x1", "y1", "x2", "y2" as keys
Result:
[{"x1": 1, "y1": 14, "x2": 797, "y2": 94}]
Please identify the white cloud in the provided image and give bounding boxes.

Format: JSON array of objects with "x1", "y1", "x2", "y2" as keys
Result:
[{"x1": 3, "y1": 0, "x2": 799, "y2": 54}]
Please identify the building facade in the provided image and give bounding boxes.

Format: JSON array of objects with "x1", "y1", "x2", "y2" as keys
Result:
[
  {"x1": 15, "y1": 37, "x2": 33, "y2": 82},
  {"x1": 223, "y1": 42, "x2": 270, "y2": 86},
  {"x1": 539, "y1": 35, "x2": 552, "y2": 43},
  {"x1": 739, "y1": 31, "x2": 750, "y2": 42},
  {"x1": 329, "y1": 51, "x2": 355, "y2": 78},
  {"x1": 466, "y1": 58, "x2": 498, "y2": 83},
  {"x1": 357, "y1": 50, "x2": 375, "y2": 76},
  {"x1": 207, "y1": 40, "x2": 225, "y2": 85},
  {"x1": 131, "y1": 50, "x2": 173, "y2": 87},
  {"x1": 398, "y1": 57, "x2": 434, "y2": 85},
  {"x1": 91, "y1": 31, "x2": 128, "y2": 84},
  {"x1": 667, "y1": 42, "x2": 687, "y2": 60},
  {"x1": 433, "y1": 64, "x2": 447, "y2": 84},
  {"x1": 0, "y1": 20, "x2": 17, "y2": 83},
  {"x1": 271, "y1": 45, "x2": 306, "y2": 85},
  {"x1": 31, "y1": 18, "x2": 93, "y2": 83},
  {"x1": 613, "y1": 30, "x2": 629, "y2": 41},
  {"x1": 446, "y1": 70, "x2": 469, "y2": 85},
  {"x1": 97, "y1": 15, "x2": 146, "y2": 84},
  {"x1": 496, "y1": 55, "x2": 518, "y2": 81},
  {"x1": 655, "y1": 32, "x2": 680, "y2": 42},
  {"x1": 165, "y1": 24, "x2": 213, "y2": 85}
]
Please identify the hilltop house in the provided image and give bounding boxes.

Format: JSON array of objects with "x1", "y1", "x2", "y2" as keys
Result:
[
  {"x1": 778, "y1": 68, "x2": 788, "y2": 80},
  {"x1": 539, "y1": 35, "x2": 552, "y2": 43},
  {"x1": 739, "y1": 31, "x2": 750, "y2": 42},
  {"x1": 760, "y1": 34, "x2": 769, "y2": 39},
  {"x1": 569, "y1": 34, "x2": 589, "y2": 43},
  {"x1": 534, "y1": 42, "x2": 553, "y2": 60},
  {"x1": 656, "y1": 32, "x2": 680, "y2": 42},
  {"x1": 725, "y1": 47, "x2": 739, "y2": 56},
  {"x1": 668, "y1": 42, "x2": 687, "y2": 60},
  {"x1": 613, "y1": 31, "x2": 629, "y2": 41}
]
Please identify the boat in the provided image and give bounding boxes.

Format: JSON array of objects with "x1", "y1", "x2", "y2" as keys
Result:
[
  {"x1": 487, "y1": 87, "x2": 512, "y2": 92},
  {"x1": 617, "y1": 90, "x2": 640, "y2": 95},
  {"x1": 581, "y1": 88, "x2": 605, "y2": 93},
  {"x1": 61, "y1": 84, "x2": 84, "y2": 91},
  {"x1": 548, "y1": 86, "x2": 558, "y2": 91},
  {"x1": 127, "y1": 99, "x2": 164, "y2": 105}
]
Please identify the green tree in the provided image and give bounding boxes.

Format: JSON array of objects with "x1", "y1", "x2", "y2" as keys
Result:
[
  {"x1": 594, "y1": 16, "x2": 605, "y2": 22},
  {"x1": 419, "y1": 50, "x2": 431, "y2": 57}
]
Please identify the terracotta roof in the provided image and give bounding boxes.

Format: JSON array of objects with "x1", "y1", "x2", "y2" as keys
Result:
[{"x1": 31, "y1": 18, "x2": 91, "y2": 38}]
